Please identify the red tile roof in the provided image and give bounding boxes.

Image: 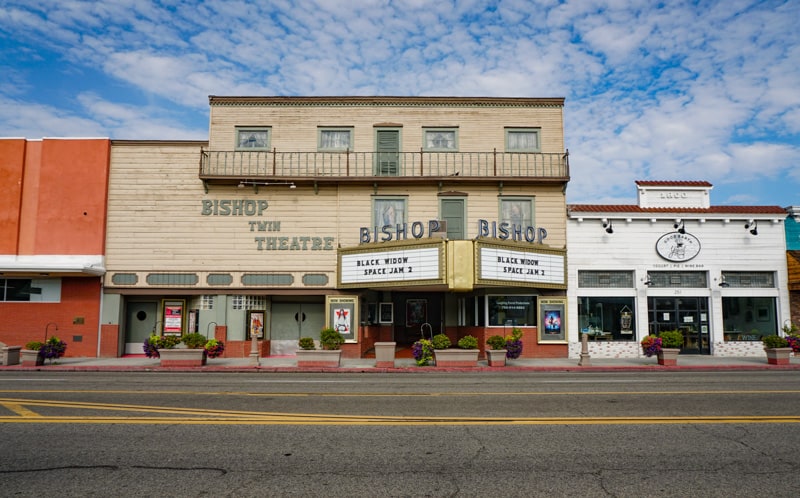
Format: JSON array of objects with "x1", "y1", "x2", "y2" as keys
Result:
[
  {"x1": 634, "y1": 180, "x2": 713, "y2": 187},
  {"x1": 567, "y1": 205, "x2": 787, "y2": 215}
]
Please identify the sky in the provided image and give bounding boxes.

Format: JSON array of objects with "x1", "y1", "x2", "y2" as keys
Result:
[{"x1": 1, "y1": 0, "x2": 798, "y2": 207}]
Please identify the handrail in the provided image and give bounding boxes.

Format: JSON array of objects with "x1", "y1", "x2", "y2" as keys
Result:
[{"x1": 199, "y1": 150, "x2": 568, "y2": 179}]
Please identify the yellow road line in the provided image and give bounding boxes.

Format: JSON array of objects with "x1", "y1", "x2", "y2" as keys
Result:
[
  {"x1": 0, "y1": 402, "x2": 41, "y2": 417},
  {"x1": 1, "y1": 389, "x2": 800, "y2": 397}
]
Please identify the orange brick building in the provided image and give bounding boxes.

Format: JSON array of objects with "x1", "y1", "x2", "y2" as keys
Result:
[{"x1": 0, "y1": 138, "x2": 110, "y2": 357}]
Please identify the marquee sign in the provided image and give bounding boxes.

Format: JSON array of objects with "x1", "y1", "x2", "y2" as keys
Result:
[
  {"x1": 338, "y1": 241, "x2": 446, "y2": 288},
  {"x1": 476, "y1": 241, "x2": 566, "y2": 288}
]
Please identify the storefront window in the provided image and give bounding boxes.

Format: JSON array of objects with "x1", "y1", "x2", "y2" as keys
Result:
[
  {"x1": 487, "y1": 295, "x2": 536, "y2": 327},
  {"x1": 577, "y1": 297, "x2": 636, "y2": 341},
  {"x1": 722, "y1": 297, "x2": 777, "y2": 341}
]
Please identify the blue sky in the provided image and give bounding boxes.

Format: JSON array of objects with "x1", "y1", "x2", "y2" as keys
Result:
[{"x1": 1, "y1": 0, "x2": 798, "y2": 207}]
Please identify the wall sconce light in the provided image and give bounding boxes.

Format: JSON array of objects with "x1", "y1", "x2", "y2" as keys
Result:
[
  {"x1": 744, "y1": 220, "x2": 758, "y2": 235},
  {"x1": 238, "y1": 181, "x2": 296, "y2": 193},
  {"x1": 673, "y1": 219, "x2": 685, "y2": 234},
  {"x1": 643, "y1": 274, "x2": 653, "y2": 286},
  {"x1": 718, "y1": 275, "x2": 730, "y2": 288},
  {"x1": 602, "y1": 218, "x2": 613, "y2": 234}
]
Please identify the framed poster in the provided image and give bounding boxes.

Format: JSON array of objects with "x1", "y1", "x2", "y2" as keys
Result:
[
  {"x1": 538, "y1": 298, "x2": 567, "y2": 343},
  {"x1": 406, "y1": 299, "x2": 427, "y2": 328},
  {"x1": 162, "y1": 299, "x2": 185, "y2": 336},
  {"x1": 326, "y1": 296, "x2": 358, "y2": 342},
  {"x1": 379, "y1": 302, "x2": 394, "y2": 324},
  {"x1": 247, "y1": 310, "x2": 265, "y2": 340}
]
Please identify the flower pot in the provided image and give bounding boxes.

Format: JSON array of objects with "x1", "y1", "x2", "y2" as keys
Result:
[
  {"x1": 657, "y1": 348, "x2": 680, "y2": 366},
  {"x1": 434, "y1": 349, "x2": 479, "y2": 367},
  {"x1": 374, "y1": 342, "x2": 396, "y2": 368},
  {"x1": 20, "y1": 349, "x2": 44, "y2": 367},
  {"x1": 1, "y1": 346, "x2": 21, "y2": 366},
  {"x1": 486, "y1": 349, "x2": 507, "y2": 367},
  {"x1": 764, "y1": 347, "x2": 792, "y2": 365},
  {"x1": 296, "y1": 349, "x2": 341, "y2": 367},
  {"x1": 158, "y1": 348, "x2": 207, "y2": 367}
]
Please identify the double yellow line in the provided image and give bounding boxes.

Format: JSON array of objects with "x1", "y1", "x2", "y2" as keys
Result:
[{"x1": 1, "y1": 397, "x2": 799, "y2": 425}]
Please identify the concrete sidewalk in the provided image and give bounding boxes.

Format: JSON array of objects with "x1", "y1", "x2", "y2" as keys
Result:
[{"x1": 3, "y1": 354, "x2": 800, "y2": 373}]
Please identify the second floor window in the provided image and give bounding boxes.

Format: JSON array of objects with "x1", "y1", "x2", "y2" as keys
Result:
[
  {"x1": 236, "y1": 128, "x2": 271, "y2": 150},
  {"x1": 506, "y1": 128, "x2": 540, "y2": 152},
  {"x1": 318, "y1": 128, "x2": 352, "y2": 151},
  {"x1": 424, "y1": 128, "x2": 457, "y2": 151}
]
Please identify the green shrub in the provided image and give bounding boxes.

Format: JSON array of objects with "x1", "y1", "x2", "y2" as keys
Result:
[
  {"x1": 298, "y1": 337, "x2": 316, "y2": 350},
  {"x1": 25, "y1": 341, "x2": 44, "y2": 351},
  {"x1": 181, "y1": 333, "x2": 208, "y2": 349},
  {"x1": 431, "y1": 333, "x2": 451, "y2": 350},
  {"x1": 486, "y1": 335, "x2": 506, "y2": 350},
  {"x1": 658, "y1": 330, "x2": 684, "y2": 349},
  {"x1": 320, "y1": 327, "x2": 345, "y2": 350},
  {"x1": 457, "y1": 335, "x2": 478, "y2": 349},
  {"x1": 762, "y1": 335, "x2": 789, "y2": 349}
]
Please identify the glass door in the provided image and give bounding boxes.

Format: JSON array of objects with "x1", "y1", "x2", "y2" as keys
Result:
[{"x1": 648, "y1": 297, "x2": 710, "y2": 354}]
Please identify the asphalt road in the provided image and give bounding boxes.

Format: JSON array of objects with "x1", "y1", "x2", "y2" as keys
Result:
[{"x1": 1, "y1": 370, "x2": 799, "y2": 497}]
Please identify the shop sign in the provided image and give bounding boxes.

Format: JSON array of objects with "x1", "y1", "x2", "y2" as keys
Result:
[{"x1": 655, "y1": 232, "x2": 701, "y2": 262}]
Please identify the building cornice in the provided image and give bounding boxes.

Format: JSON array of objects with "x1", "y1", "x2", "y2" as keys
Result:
[{"x1": 209, "y1": 96, "x2": 565, "y2": 108}]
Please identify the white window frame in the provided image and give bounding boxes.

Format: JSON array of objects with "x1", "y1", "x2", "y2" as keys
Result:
[
  {"x1": 318, "y1": 127, "x2": 353, "y2": 151},
  {"x1": 235, "y1": 127, "x2": 271, "y2": 150},
  {"x1": 499, "y1": 197, "x2": 534, "y2": 228},
  {"x1": 505, "y1": 128, "x2": 540, "y2": 152},
  {"x1": 373, "y1": 197, "x2": 407, "y2": 229}
]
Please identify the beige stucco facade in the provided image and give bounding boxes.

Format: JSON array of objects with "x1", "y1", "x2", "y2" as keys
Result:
[{"x1": 103, "y1": 97, "x2": 571, "y2": 359}]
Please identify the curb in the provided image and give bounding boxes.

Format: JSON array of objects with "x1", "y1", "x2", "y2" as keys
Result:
[{"x1": 3, "y1": 364, "x2": 800, "y2": 373}]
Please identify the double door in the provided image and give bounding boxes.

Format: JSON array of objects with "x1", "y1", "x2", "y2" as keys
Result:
[
  {"x1": 648, "y1": 297, "x2": 710, "y2": 354},
  {"x1": 270, "y1": 302, "x2": 324, "y2": 355}
]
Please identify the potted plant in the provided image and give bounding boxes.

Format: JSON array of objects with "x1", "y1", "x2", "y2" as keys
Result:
[
  {"x1": 296, "y1": 328, "x2": 344, "y2": 367},
  {"x1": 762, "y1": 334, "x2": 791, "y2": 365},
  {"x1": 486, "y1": 335, "x2": 508, "y2": 367},
  {"x1": 39, "y1": 336, "x2": 67, "y2": 364},
  {"x1": 21, "y1": 341, "x2": 45, "y2": 367},
  {"x1": 505, "y1": 327, "x2": 524, "y2": 360},
  {"x1": 433, "y1": 333, "x2": 479, "y2": 367},
  {"x1": 782, "y1": 322, "x2": 799, "y2": 355},
  {"x1": 411, "y1": 339, "x2": 434, "y2": 366},
  {"x1": 204, "y1": 338, "x2": 225, "y2": 358},
  {"x1": 657, "y1": 329, "x2": 683, "y2": 366},
  {"x1": 640, "y1": 335, "x2": 662, "y2": 358},
  {"x1": 142, "y1": 334, "x2": 180, "y2": 358},
  {"x1": 155, "y1": 333, "x2": 207, "y2": 367}
]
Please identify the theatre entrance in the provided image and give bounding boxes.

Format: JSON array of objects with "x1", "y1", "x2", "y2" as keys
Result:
[{"x1": 392, "y1": 293, "x2": 444, "y2": 345}]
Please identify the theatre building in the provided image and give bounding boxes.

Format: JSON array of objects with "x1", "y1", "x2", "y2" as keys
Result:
[
  {"x1": 566, "y1": 181, "x2": 790, "y2": 358},
  {"x1": 102, "y1": 97, "x2": 570, "y2": 358}
]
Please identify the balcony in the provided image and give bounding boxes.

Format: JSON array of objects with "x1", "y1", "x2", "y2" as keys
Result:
[{"x1": 199, "y1": 149, "x2": 569, "y2": 189}]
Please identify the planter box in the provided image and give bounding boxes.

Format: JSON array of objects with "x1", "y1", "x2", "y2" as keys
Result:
[
  {"x1": 657, "y1": 348, "x2": 680, "y2": 366},
  {"x1": 2, "y1": 346, "x2": 22, "y2": 366},
  {"x1": 486, "y1": 349, "x2": 507, "y2": 367},
  {"x1": 296, "y1": 349, "x2": 341, "y2": 367},
  {"x1": 20, "y1": 349, "x2": 44, "y2": 367},
  {"x1": 374, "y1": 342, "x2": 396, "y2": 368},
  {"x1": 434, "y1": 349, "x2": 479, "y2": 367},
  {"x1": 764, "y1": 347, "x2": 792, "y2": 365},
  {"x1": 158, "y1": 348, "x2": 207, "y2": 367}
]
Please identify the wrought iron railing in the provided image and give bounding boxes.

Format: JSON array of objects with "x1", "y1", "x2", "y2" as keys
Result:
[{"x1": 199, "y1": 149, "x2": 569, "y2": 179}]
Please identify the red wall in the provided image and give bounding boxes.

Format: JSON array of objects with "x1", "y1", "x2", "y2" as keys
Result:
[
  {"x1": 0, "y1": 278, "x2": 102, "y2": 357},
  {"x1": 0, "y1": 138, "x2": 111, "y2": 357}
]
